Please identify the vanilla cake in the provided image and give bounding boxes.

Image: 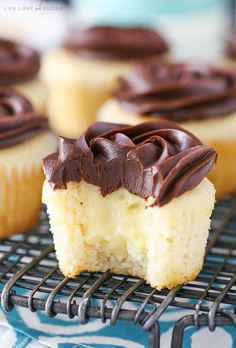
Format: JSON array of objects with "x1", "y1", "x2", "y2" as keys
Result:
[
  {"x1": 43, "y1": 120, "x2": 216, "y2": 290},
  {"x1": 97, "y1": 61, "x2": 236, "y2": 198}
]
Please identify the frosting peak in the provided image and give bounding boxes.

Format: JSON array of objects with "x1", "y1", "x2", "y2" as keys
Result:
[
  {"x1": 0, "y1": 39, "x2": 40, "y2": 85},
  {"x1": 64, "y1": 26, "x2": 168, "y2": 60},
  {"x1": 43, "y1": 121, "x2": 216, "y2": 207},
  {"x1": 115, "y1": 61, "x2": 236, "y2": 122},
  {"x1": 0, "y1": 88, "x2": 47, "y2": 148}
]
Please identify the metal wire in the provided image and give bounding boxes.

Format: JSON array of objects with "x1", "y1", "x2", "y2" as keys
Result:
[{"x1": 0, "y1": 196, "x2": 235, "y2": 347}]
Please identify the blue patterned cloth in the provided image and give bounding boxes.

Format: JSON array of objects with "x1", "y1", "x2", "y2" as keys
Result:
[{"x1": 0, "y1": 304, "x2": 235, "y2": 347}]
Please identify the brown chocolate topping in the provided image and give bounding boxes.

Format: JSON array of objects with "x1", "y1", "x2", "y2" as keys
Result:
[
  {"x1": 0, "y1": 39, "x2": 40, "y2": 85},
  {"x1": 0, "y1": 88, "x2": 47, "y2": 148},
  {"x1": 64, "y1": 26, "x2": 168, "y2": 60},
  {"x1": 115, "y1": 61, "x2": 236, "y2": 122},
  {"x1": 43, "y1": 121, "x2": 216, "y2": 207}
]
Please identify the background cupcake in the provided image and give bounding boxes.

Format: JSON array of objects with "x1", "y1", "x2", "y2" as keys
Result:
[
  {"x1": 0, "y1": 38, "x2": 47, "y2": 113},
  {"x1": 0, "y1": 87, "x2": 56, "y2": 238},
  {"x1": 98, "y1": 60, "x2": 236, "y2": 197},
  {"x1": 41, "y1": 26, "x2": 168, "y2": 138}
]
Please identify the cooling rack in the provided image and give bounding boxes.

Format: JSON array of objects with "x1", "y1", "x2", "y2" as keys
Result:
[{"x1": 0, "y1": 195, "x2": 236, "y2": 348}]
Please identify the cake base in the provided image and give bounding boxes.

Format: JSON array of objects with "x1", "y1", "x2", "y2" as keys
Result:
[
  {"x1": 0, "y1": 132, "x2": 56, "y2": 238},
  {"x1": 14, "y1": 78, "x2": 47, "y2": 114},
  {"x1": 43, "y1": 179, "x2": 215, "y2": 290},
  {"x1": 98, "y1": 99, "x2": 236, "y2": 198},
  {"x1": 41, "y1": 49, "x2": 135, "y2": 137}
]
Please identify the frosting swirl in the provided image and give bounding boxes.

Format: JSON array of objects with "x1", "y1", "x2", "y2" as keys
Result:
[
  {"x1": 0, "y1": 88, "x2": 47, "y2": 148},
  {"x1": 0, "y1": 39, "x2": 40, "y2": 85},
  {"x1": 43, "y1": 121, "x2": 216, "y2": 207},
  {"x1": 64, "y1": 26, "x2": 168, "y2": 60},
  {"x1": 115, "y1": 61, "x2": 236, "y2": 122}
]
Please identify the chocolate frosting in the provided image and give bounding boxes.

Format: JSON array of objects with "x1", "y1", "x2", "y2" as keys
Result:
[
  {"x1": 0, "y1": 88, "x2": 47, "y2": 149},
  {"x1": 64, "y1": 26, "x2": 168, "y2": 60},
  {"x1": 43, "y1": 120, "x2": 216, "y2": 207},
  {"x1": 0, "y1": 39, "x2": 40, "y2": 85},
  {"x1": 115, "y1": 61, "x2": 236, "y2": 122}
]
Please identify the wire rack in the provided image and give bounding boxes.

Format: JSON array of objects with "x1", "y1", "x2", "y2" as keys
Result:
[{"x1": 0, "y1": 195, "x2": 236, "y2": 348}]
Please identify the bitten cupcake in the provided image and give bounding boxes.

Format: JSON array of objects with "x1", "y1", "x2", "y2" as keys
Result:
[
  {"x1": 43, "y1": 120, "x2": 216, "y2": 290},
  {"x1": 0, "y1": 88, "x2": 56, "y2": 238},
  {"x1": 41, "y1": 26, "x2": 168, "y2": 138},
  {"x1": 0, "y1": 38, "x2": 47, "y2": 113},
  {"x1": 98, "y1": 61, "x2": 236, "y2": 198}
]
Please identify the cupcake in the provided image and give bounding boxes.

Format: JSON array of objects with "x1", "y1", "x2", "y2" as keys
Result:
[
  {"x1": 41, "y1": 26, "x2": 168, "y2": 138},
  {"x1": 0, "y1": 88, "x2": 56, "y2": 238},
  {"x1": 43, "y1": 120, "x2": 216, "y2": 290},
  {"x1": 0, "y1": 38, "x2": 47, "y2": 113},
  {"x1": 98, "y1": 61, "x2": 236, "y2": 198}
]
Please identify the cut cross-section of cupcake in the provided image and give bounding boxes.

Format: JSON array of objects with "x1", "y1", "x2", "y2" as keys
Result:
[
  {"x1": 0, "y1": 88, "x2": 56, "y2": 238},
  {"x1": 43, "y1": 120, "x2": 216, "y2": 290}
]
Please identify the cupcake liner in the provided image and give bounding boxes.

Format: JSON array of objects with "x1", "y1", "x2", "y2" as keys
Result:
[
  {"x1": 0, "y1": 132, "x2": 56, "y2": 238},
  {"x1": 0, "y1": 164, "x2": 44, "y2": 238},
  {"x1": 208, "y1": 138, "x2": 236, "y2": 198}
]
